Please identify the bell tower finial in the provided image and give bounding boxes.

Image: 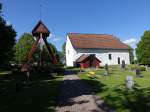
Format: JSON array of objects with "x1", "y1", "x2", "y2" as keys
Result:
[{"x1": 40, "y1": 3, "x2": 42, "y2": 20}]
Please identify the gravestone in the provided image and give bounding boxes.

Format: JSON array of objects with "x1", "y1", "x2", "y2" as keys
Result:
[
  {"x1": 121, "y1": 60, "x2": 126, "y2": 69},
  {"x1": 26, "y1": 70, "x2": 31, "y2": 84},
  {"x1": 105, "y1": 64, "x2": 109, "y2": 76},
  {"x1": 125, "y1": 76, "x2": 134, "y2": 90},
  {"x1": 135, "y1": 67, "x2": 142, "y2": 77}
]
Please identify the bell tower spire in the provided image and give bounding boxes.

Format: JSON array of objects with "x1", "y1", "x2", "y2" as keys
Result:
[{"x1": 40, "y1": 3, "x2": 42, "y2": 20}]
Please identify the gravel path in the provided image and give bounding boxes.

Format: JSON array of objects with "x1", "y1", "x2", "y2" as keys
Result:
[{"x1": 56, "y1": 72, "x2": 105, "y2": 112}]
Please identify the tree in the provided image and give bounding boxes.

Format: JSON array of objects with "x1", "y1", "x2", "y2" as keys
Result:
[
  {"x1": 0, "y1": 3, "x2": 16, "y2": 65},
  {"x1": 42, "y1": 43, "x2": 60, "y2": 64},
  {"x1": 128, "y1": 46, "x2": 134, "y2": 64},
  {"x1": 57, "y1": 51, "x2": 64, "y2": 64},
  {"x1": 14, "y1": 33, "x2": 38, "y2": 64},
  {"x1": 62, "y1": 42, "x2": 66, "y2": 56},
  {"x1": 136, "y1": 30, "x2": 150, "y2": 65},
  {"x1": 61, "y1": 42, "x2": 66, "y2": 64}
]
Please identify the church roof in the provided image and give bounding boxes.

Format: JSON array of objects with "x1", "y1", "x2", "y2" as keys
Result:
[{"x1": 68, "y1": 33, "x2": 129, "y2": 49}]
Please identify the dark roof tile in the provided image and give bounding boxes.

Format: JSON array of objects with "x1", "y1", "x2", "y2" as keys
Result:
[{"x1": 68, "y1": 33, "x2": 129, "y2": 49}]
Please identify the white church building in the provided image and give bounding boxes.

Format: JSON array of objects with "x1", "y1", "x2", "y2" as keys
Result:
[{"x1": 66, "y1": 33, "x2": 130, "y2": 67}]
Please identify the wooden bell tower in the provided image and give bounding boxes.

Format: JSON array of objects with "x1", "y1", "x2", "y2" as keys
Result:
[{"x1": 21, "y1": 20, "x2": 57, "y2": 72}]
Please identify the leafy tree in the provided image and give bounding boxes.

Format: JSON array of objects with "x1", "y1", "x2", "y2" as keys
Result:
[
  {"x1": 61, "y1": 42, "x2": 66, "y2": 64},
  {"x1": 14, "y1": 33, "x2": 38, "y2": 64},
  {"x1": 42, "y1": 43, "x2": 60, "y2": 64},
  {"x1": 128, "y1": 46, "x2": 134, "y2": 64},
  {"x1": 0, "y1": 3, "x2": 16, "y2": 65},
  {"x1": 136, "y1": 30, "x2": 150, "y2": 65},
  {"x1": 62, "y1": 42, "x2": 66, "y2": 55},
  {"x1": 57, "y1": 51, "x2": 64, "y2": 64}
]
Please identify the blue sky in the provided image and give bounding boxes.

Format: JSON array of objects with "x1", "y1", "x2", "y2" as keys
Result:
[{"x1": 1, "y1": 0, "x2": 150, "y2": 50}]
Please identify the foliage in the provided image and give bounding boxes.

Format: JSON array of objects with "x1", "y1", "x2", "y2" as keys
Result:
[
  {"x1": 130, "y1": 64, "x2": 137, "y2": 71},
  {"x1": 139, "y1": 66, "x2": 146, "y2": 71},
  {"x1": 128, "y1": 46, "x2": 134, "y2": 64},
  {"x1": 62, "y1": 42, "x2": 66, "y2": 55},
  {"x1": 50, "y1": 43, "x2": 60, "y2": 62},
  {"x1": 0, "y1": 3, "x2": 16, "y2": 64},
  {"x1": 14, "y1": 33, "x2": 38, "y2": 64},
  {"x1": 61, "y1": 42, "x2": 66, "y2": 64},
  {"x1": 128, "y1": 65, "x2": 146, "y2": 71},
  {"x1": 57, "y1": 51, "x2": 64, "y2": 63},
  {"x1": 132, "y1": 60, "x2": 137, "y2": 64},
  {"x1": 136, "y1": 30, "x2": 150, "y2": 65},
  {"x1": 42, "y1": 43, "x2": 60, "y2": 64}
]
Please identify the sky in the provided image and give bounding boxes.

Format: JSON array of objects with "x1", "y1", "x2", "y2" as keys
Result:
[{"x1": 1, "y1": 0, "x2": 150, "y2": 51}]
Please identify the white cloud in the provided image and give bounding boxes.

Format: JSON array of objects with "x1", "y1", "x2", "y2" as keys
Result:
[
  {"x1": 124, "y1": 38, "x2": 137, "y2": 45},
  {"x1": 123, "y1": 38, "x2": 138, "y2": 48},
  {"x1": 52, "y1": 37, "x2": 60, "y2": 42},
  {"x1": 49, "y1": 34, "x2": 55, "y2": 38},
  {"x1": 48, "y1": 34, "x2": 61, "y2": 42}
]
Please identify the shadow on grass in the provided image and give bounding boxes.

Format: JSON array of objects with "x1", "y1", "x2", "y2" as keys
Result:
[
  {"x1": 80, "y1": 72, "x2": 150, "y2": 112},
  {"x1": 81, "y1": 78, "x2": 106, "y2": 93},
  {"x1": 81, "y1": 78, "x2": 116, "y2": 112},
  {"x1": 0, "y1": 71, "x2": 63, "y2": 112},
  {"x1": 99, "y1": 84, "x2": 150, "y2": 112}
]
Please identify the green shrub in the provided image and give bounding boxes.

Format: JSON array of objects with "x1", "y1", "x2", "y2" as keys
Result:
[
  {"x1": 132, "y1": 60, "x2": 137, "y2": 64},
  {"x1": 139, "y1": 66, "x2": 146, "y2": 71},
  {"x1": 99, "y1": 66, "x2": 104, "y2": 69},
  {"x1": 66, "y1": 66, "x2": 75, "y2": 69},
  {"x1": 130, "y1": 65, "x2": 137, "y2": 70},
  {"x1": 129, "y1": 65, "x2": 146, "y2": 71}
]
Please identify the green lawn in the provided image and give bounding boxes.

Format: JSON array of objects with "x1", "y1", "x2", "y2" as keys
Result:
[
  {"x1": 0, "y1": 70, "x2": 63, "y2": 112},
  {"x1": 79, "y1": 66, "x2": 150, "y2": 112}
]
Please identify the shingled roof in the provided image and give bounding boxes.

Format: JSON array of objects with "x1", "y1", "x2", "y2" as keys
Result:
[
  {"x1": 76, "y1": 54, "x2": 91, "y2": 63},
  {"x1": 76, "y1": 54, "x2": 101, "y2": 63},
  {"x1": 32, "y1": 20, "x2": 50, "y2": 37},
  {"x1": 68, "y1": 33, "x2": 129, "y2": 49}
]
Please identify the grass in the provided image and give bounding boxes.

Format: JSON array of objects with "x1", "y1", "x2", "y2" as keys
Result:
[
  {"x1": 0, "y1": 70, "x2": 63, "y2": 112},
  {"x1": 78, "y1": 65, "x2": 150, "y2": 112}
]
